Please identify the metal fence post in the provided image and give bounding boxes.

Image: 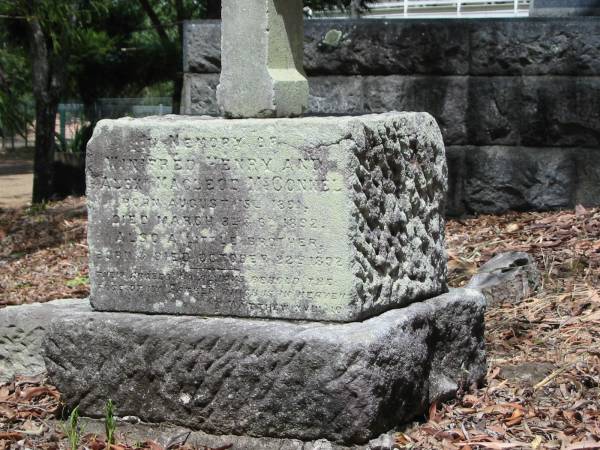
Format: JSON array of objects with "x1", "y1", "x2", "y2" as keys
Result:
[
  {"x1": 457, "y1": 0, "x2": 462, "y2": 16},
  {"x1": 514, "y1": 0, "x2": 518, "y2": 14},
  {"x1": 59, "y1": 107, "x2": 66, "y2": 145},
  {"x1": 404, "y1": 0, "x2": 408, "y2": 17}
]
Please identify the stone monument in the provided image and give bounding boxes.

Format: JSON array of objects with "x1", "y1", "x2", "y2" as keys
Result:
[{"x1": 44, "y1": 1, "x2": 486, "y2": 447}]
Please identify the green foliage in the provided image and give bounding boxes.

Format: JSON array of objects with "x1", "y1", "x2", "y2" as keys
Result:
[
  {"x1": 26, "y1": 202, "x2": 48, "y2": 216},
  {"x1": 56, "y1": 124, "x2": 93, "y2": 154},
  {"x1": 105, "y1": 399, "x2": 117, "y2": 446},
  {"x1": 0, "y1": 0, "x2": 108, "y2": 56},
  {"x1": 0, "y1": 28, "x2": 32, "y2": 139},
  {"x1": 66, "y1": 275, "x2": 89, "y2": 288},
  {"x1": 61, "y1": 406, "x2": 85, "y2": 450}
]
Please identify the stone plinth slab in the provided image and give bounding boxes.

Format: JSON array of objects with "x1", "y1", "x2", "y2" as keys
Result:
[
  {"x1": 43, "y1": 289, "x2": 486, "y2": 445},
  {"x1": 86, "y1": 113, "x2": 448, "y2": 322},
  {"x1": 0, "y1": 299, "x2": 91, "y2": 382}
]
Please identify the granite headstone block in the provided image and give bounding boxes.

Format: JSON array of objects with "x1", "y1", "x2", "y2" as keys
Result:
[{"x1": 86, "y1": 112, "x2": 448, "y2": 322}]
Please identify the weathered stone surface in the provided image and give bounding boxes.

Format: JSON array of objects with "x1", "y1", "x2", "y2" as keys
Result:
[
  {"x1": 184, "y1": 74, "x2": 600, "y2": 149},
  {"x1": 446, "y1": 146, "x2": 600, "y2": 216},
  {"x1": 308, "y1": 76, "x2": 365, "y2": 115},
  {"x1": 183, "y1": 20, "x2": 221, "y2": 74},
  {"x1": 0, "y1": 299, "x2": 91, "y2": 381},
  {"x1": 467, "y1": 252, "x2": 541, "y2": 305},
  {"x1": 530, "y1": 0, "x2": 600, "y2": 16},
  {"x1": 521, "y1": 76, "x2": 600, "y2": 148},
  {"x1": 182, "y1": 74, "x2": 468, "y2": 145},
  {"x1": 73, "y1": 419, "x2": 398, "y2": 450},
  {"x1": 183, "y1": 18, "x2": 600, "y2": 77},
  {"x1": 444, "y1": 147, "x2": 469, "y2": 217},
  {"x1": 467, "y1": 77, "x2": 521, "y2": 146},
  {"x1": 216, "y1": 0, "x2": 308, "y2": 118},
  {"x1": 86, "y1": 113, "x2": 448, "y2": 321},
  {"x1": 304, "y1": 21, "x2": 470, "y2": 76},
  {"x1": 44, "y1": 289, "x2": 486, "y2": 445},
  {"x1": 362, "y1": 76, "x2": 468, "y2": 146},
  {"x1": 462, "y1": 146, "x2": 576, "y2": 214},
  {"x1": 470, "y1": 20, "x2": 600, "y2": 76},
  {"x1": 183, "y1": 19, "x2": 470, "y2": 76},
  {"x1": 574, "y1": 148, "x2": 600, "y2": 206},
  {"x1": 179, "y1": 18, "x2": 600, "y2": 215},
  {"x1": 181, "y1": 74, "x2": 219, "y2": 116}
]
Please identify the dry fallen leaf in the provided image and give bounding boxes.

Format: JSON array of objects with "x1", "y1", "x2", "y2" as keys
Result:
[
  {"x1": 0, "y1": 432, "x2": 23, "y2": 441},
  {"x1": 506, "y1": 223, "x2": 520, "y2": 233},
  {"x1": 575, "y1": 204, "x2": 587, "y2": 217}
]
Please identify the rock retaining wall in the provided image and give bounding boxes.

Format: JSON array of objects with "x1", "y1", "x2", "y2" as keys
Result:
[{"x1": 182, "y1": 18, "x2": 600, "y2": 215}]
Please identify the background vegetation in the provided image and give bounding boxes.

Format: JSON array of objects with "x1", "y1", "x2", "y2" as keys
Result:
[{"x1": 0, "y1": 0, "x2": 365, "y2": 203}]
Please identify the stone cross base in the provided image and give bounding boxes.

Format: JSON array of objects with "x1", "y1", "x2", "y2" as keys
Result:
[
  {"x1": 216, "y1": 0, "x2": 309, "y2": 117},
  {"x1": 43, "y1": 289, "x2": 487, "y2": 446},
  {"x1": 86, "y1": 112, "x2": 448, "y2": 322}
]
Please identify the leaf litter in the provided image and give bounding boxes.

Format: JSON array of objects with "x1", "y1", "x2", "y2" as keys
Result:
[{"x1": 0, "y1": 198, "x2": 599, "y2": 449}]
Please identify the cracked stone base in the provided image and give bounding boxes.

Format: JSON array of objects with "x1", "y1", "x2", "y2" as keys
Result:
[{"x1": 44, "y1": 289, "x2": 486, "y2": 445}]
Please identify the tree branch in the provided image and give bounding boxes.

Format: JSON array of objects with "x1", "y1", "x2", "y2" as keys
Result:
[{"x1": 137, "y1": 0, "x2": 172, "y2": 50}]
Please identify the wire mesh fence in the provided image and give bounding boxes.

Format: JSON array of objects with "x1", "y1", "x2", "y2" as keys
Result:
[{"x1": 0, "y1": 98, "x2": 172, "y2": 154}]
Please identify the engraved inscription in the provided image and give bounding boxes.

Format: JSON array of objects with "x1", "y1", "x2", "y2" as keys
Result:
[{"x1": 88, "y1": 125, "x2": 352, "y2": 319}]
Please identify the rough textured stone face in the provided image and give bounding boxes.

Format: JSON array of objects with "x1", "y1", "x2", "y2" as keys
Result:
[
  {"x1": 530, "y1": 0, "x2": 600, "y2": 16},
  {"x1": 86, "y1": 112, "x2": 447, "y2": 321},
  {"x1": 469, "y1": 20, "x2": 600, "y2": 76},
  {"x1": 216, "y1": 0, "x2": 308, "y2": 118},
  {"x1": 184, "y1": 73, "x2": 600, "y2": 149},
  {"x1": 446, "y1": 145, "x2": 600, "y2": 216},
  {"x1": 183, "y1": 73, "x2": 469, "y2": 145},
  {"x1": 0, "y1": 299, "x2": 91, "y2": 381},
  {"x1": 183, "y1": 18, "x2": 600, "y2": 77},
  {"x1": 44, "y1": 289, "x2": 486, "y2": 445}
]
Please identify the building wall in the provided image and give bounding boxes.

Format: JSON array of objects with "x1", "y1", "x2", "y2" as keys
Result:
[{"x1": 182, "y1": 18, "x2": 600, "y2": 216}]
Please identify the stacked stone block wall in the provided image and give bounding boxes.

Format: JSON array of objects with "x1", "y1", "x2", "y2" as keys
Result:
[{"x1": 182, "y1": 18, "x2": 600, "y2": 215}]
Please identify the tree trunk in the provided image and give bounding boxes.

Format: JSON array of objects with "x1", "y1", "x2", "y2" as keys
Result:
[
  {"x1": 138, "y1": 0, "x2": 183, "y2": 114},
  {"x1": 32, "y1": 98, "x2": 58, "y2": 203},
  {"x1": 172, "y1": 0, "x2": 186, "y2": 115},
  {"x1": 172, "y1": 71, "x2": 183, "y2": 115},
  {"x1": 28, "y1": 17, "x2": 63, "y2": 204}
]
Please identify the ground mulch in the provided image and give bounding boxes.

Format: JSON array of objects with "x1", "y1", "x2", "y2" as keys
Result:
[
  {"x1": 0, "y1": 198, "x2": 598, "y2": 449},
  {"x1": 0, "y1": 197, "x2": 89, "y2": 307}
]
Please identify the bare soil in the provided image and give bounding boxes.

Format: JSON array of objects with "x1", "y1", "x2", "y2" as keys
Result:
[{"x1": 0, "y1": 159, "x2": 33, "y2": 209}]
